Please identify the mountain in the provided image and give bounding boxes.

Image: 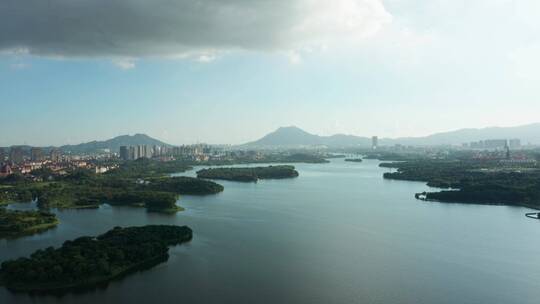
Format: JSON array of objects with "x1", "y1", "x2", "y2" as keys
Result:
[
  {"x1": 244, "y1": 123, "x2": 540, "y2": 148},
  {"x1": 244, "y1": 126, "x2": 370, "y2": 148},
  {"x1": 247, "y1": 126, "x2": 326, "y2": 146},
  {"x1": 60, "y1": 134, "x2": 171, "y2": 154},
  {"x1": 384, "y1": 123, "x2": 540, "y2": 146}
]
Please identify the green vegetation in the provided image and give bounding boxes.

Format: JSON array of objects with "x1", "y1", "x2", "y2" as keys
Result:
[
  {"x1": 276, "y1": 153, "x2": 329, "y2": 164},
  {"x1": 108, "y1": 159, "x2": 192, "y2": 178},
  {"x1": 0, "y1": 208, "x2": 59, "y2": 239},
  {"x1": 197, "y1": 165, "x2": 299, "y2": 182},
  {"x1": 382, "y1": 160, "x2": 540, "y2": 209},
  {"x1": 344, "y1": 158, "x2": 363, "y2": 162},
  {"x1": 147, "y1": 176, "x2": 224, "y2": 194},
  {"x1": 0, "y1": 159, "x2": 223, "y2": 215},
  {"x1": 107, "y1": 191, "x2": 181, "y2": 213},
  {"x1": 191, "y1": 152, "x2": 329, "y2": 166},
  {"x1": 0, "y1": 225, "x2": 192, "y2": 293},
  {"x1": 363, "y1": 152, "x2": 426, "y2": 161},
  {"x1": 324, "y1": 154, "x2": 346, "y2": 159},
  {"x1": 0, "y1": 183, "x2": 33, "y2": 206}
]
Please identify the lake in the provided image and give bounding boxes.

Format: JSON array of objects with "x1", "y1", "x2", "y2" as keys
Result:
[{"x1": 2, "y1": 159, "x2": 540, "y2": 303}]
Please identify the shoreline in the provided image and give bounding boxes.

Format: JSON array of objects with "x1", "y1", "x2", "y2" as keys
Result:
[{"x1": 2, "y1": 254, "x2": 169, "y2": 294}]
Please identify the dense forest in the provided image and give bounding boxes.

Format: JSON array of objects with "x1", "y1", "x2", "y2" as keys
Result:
[
  {"x1": 147, "y1": 176, "x2": 224, "y2": 194},
  {"x1": 196, "y1": 165, "x2": 299, "y2": 182},
  {"x1": 106, "y1": 159, "x2": 192, "y2": 178},
  {"x1": 0, "y1": 225, "x2": 193, "y2": 293},
  {"x1": 0, "y1": 208, "x2": 58, "y2": 238}
]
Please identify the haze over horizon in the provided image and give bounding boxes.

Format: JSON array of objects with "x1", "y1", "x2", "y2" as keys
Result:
[
  {"x1": 2, "y1": 122, "x2": 540, "y2": 148},
  {"x1": 3, "y1": 0, "x2": 540, "y2": 146}
]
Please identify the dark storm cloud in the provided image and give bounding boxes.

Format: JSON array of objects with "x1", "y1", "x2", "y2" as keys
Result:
[
  {"x1": 0, "y1": 0, "x2": 393, "y2": 58},
  {"x1": 0, "y1": 0, "x2": 302, "y2": 57}
]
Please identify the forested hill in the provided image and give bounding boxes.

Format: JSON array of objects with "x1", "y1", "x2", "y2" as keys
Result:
[{"x1": 60, "y1": 134, "x2": 171, "y2": 154}]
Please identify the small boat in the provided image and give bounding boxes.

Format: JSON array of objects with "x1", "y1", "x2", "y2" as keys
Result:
[{"x1": 525, "y1": 213, "x2": 540, "y2": 219}]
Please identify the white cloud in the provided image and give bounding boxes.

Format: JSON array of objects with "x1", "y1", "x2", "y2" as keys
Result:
[
  {"x1": 287, "y1": 51, "x2": 303, "y2": 64},
  {"x1": 293, "y1": 0, "x2": 392, "y2": 44},
  {"x1": 196, "y1": 53, "x2": 218, "y2": 63},
  {"x1": 112, "y1": 58, "x2": 136, "y2": 70}
]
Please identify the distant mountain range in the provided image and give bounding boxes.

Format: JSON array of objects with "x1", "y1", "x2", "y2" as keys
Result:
[
  {"x1": 60, "y1": 134, "x2": 171, "y2": 154},
  {"x1": 243, "y1": 123, "x2": 540, "y2": 148},
  {"x1": 3, "y1": 123, "x2": 540, "y2": 153}
]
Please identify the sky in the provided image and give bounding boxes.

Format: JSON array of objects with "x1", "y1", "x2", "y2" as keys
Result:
[{"x1": 1, "y1": 0, "x2": 540, "y2": 146}]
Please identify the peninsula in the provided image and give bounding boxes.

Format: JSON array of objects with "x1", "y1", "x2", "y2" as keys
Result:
[
  {"x1": 382, "y1": 159, "x2": 540, "y2": 209},
  {"x1": 0, "y1": 225, "x2": 193, "y2": 293}
]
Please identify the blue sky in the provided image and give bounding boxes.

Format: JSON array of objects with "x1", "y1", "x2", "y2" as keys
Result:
[{"x1": 1, "y1": 0, "x2": 540, "y2": 146}]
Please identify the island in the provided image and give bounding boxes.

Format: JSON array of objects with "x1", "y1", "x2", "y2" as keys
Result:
[
  {"x1": 276, "y1": 153, "x2": 329, "y2": 164},
  {"x1": 382, "y1": 159, "x2": 540, "y2": 209},
  {"x1": 0, "y1": 225, "x2": 193, "y2": 293},
  {"x1": 344, "y1": 158, "x2": 363, "y2": 162},
  {"x1": 147, "y1": 176, "x2": 225, "y2": 195},
  {"x1": 196, "y1": 165, "x2": 299, "y2": 182},
  {"x1": 0, "y1": 208, "x2": 59, "y2": 239}
]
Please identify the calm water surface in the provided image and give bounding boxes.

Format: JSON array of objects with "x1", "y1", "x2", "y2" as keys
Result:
[{"x1": 2, "y1": 159, "x2": 540, "y2": 303}]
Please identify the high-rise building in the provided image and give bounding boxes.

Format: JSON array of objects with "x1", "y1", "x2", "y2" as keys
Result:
[
  {"x1": 129, "y1": 146, "x2": 137, "y2": 160},
  {"x1": 144, "y1": 145, "x2": 151, "y2": 158},
  {"x1": 161, "y1": 146, "x2": 169, "y2": 156},
  {"x1": 0, "y1": 148, "x2": 5, "y2": 163},
  {"x1": 508, "y1": 139, "x2": 521, "y2": 149},
  {"x1": 136, "y1": 145, "x2": 144, "y2": 159},
  {"x1": 50, "y1": 149, "x2": 62, "y2": 162},
  {"x1": 483, "y1": 139, "x2": 508, "y2": 149},
  {"x1": 30, "y1": 147, "x2": 44, "y2": 162},
  {"x1": 121, "y1": 145, "x2": 163, "y2": 160},
  {"x1": 9, "y1": 147, "x2": 24, "y2": 164},
  {"x1": 134, "y1": 145, "x2": 152, "y2": 158},
  {"x1": 153, "y1": 145, "x2": 161, "y2": 157},
  {"x1": 120, "y1": 146, "x2": 130, "y2": 161},
  {"x1": 372, "y1": 136, "x2": 378, "y2": 150}
]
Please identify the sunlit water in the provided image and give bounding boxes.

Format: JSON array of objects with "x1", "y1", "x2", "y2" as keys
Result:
[{"x1": 2, "y1": 159, "x2": 540, "y2": 304}]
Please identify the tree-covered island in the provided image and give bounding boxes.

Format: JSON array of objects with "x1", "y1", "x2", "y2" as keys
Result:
[
  {"x1": 344, "y1": 158, "x2": 363, "y2": 162},
  {"x1": 0, "y1": 225, "x2": 192, "y2": 293},
  {"x1": 196, "y1": 165, "x2": 299, "y2": 182},
  {"x1": 0, "y1": 208, "x2": 59, "y2": 239}
]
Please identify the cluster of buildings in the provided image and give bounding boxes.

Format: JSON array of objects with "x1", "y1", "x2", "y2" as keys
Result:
[
  {"x1": 119, "y1": 145, "x2": 155, "y2": 160},
  {"x1": 0, "y1": 147, "x2": 117, "y2": 178},
  {"x1": 465, "y1": 139, "x2": 521, "y2": 150},
  {"x1": 119, "y1": 144, "x2": 224, "y2": 162}
]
